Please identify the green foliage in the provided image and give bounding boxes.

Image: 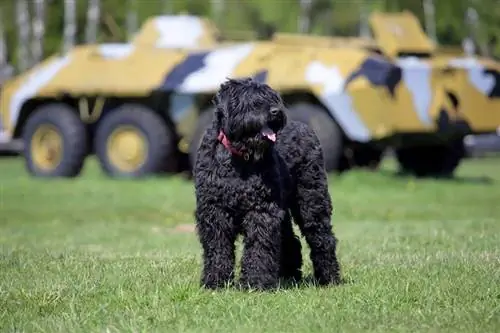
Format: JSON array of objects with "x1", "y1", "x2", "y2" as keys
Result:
[
  {"x1": 1, "y1": 156, "x2": 499, "y2": 332},
  {"x1": 1, "y1": 0, "x2": 500, "y2": 70}
]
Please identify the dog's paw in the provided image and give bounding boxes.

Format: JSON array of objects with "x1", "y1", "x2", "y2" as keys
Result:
[
  {"x1": 237, "y1": 278, "x2": 280, "y2": 292},
  {"x1": 314, "y1": 270, "x2": 342, "y2": 287},
  {"x1": 200, "y1": 278, "x2": 234, "y2": 291}
]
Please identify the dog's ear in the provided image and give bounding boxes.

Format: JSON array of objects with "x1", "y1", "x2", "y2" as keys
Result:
[
  {"x1": 211, "y1": 93, "x2": 225, "y2": 130},
  {"x1": 278, "y1": 106, "x2": 288, "y2": 131}
]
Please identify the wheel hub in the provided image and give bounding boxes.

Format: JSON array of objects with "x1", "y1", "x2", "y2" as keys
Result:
[
  {"x1": 31, "y1": 125, "x2": 63, "y2": 171},
  {"x1": 107, "y1": 126, "x2": 147, "y2": 172}
]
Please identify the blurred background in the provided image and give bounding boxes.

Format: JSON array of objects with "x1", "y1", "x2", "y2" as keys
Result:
[
  {"x1": 1, "y1": 5, "x2": 499, "y2": 329},
  {"x1": 0, "y1": 0, "x2": 499, "y2": 172},
  {"x1": 0, "y1": 0, "x2": 499, "y2": 71}
]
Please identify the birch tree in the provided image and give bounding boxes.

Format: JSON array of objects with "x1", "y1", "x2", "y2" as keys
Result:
[
  {"x1": 211, "y1": 0, "x2": 224, "y2": 27},
  {"x1": 16, "y1": 0, "x2": 32, "y2": 71},
  {"x1": 31, "y1": 0, "x2": 46, "y2": 64},
  {"x1": 85, "y1": 0, "x2": 101, "y2": 44},
  {"x1": 359, "y1": 0, "x2": 370, "y2": 38},
  {"x1": 0, "y1": 6, "x2": 14, "y2": 83},
  {"x1": 0, "y1": 8, "x2": 6, "y2": 69},
  {"x1": 465, "y1": 6, "x2": 490, "y2": 56},
  {"x1": 62, "y1": 0, "x2": 76, "y2": 53},
  {"x1": 298, "y1": 0, "x2": 313, "y2": 33},
  {"x1": 162, "y1": 0, "x2": 172, "y2": 14},
  {"x1": 126, "y1": 0, "x2": 138, "y2": 41},
  {"x1": 423, "y1": 0, "x2": 437, "y2": 43}
]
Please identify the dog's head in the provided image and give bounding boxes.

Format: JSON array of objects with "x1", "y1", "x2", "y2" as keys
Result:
[{"x1": 212, "y1": 78, "x2": 287, "y2": 161}]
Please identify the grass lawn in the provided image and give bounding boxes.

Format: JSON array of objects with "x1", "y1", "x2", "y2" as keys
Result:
[{"x1": 0, "y1": 156, "x2": 499, "y2": 333}]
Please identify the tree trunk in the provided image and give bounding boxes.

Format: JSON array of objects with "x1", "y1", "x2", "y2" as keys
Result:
[
  {"x1": 423, "y1": 0, "x2": 437, "y2": 43},
  {"x1": 85, "y1": 0, "x2": 101, "y2": 44},
  {"x1": 211, "y1": 0, "x2": 224, "y2": 27},
  {"x1": 126, "y1": 0, "x2": 138, "y2": 41},
  {"x1": 63, "y1": 0, "x2": 76, "y2": 53},
  {"x1": 359, "y1": 0, "x2": 370, "y2": 37},
  {"x1": 298, "y1": 0, "x2": 313, "y2": 33},
  {"x1": 0, "y1": 6, "x2": 13, "y2": 83},
  {"x1": 32, "y1": 0, "x2": 46, "y2": 64},
  {"x1": 465, "y1": 6, "x2": 489, "y2": 56},
  {"x1": 16, "y1": 0, "x2": 32, "y2": 71},
  {"x1": 0, "y1": 7, "x2": 6, "y2": 67},
  {"x1": 163, "y1": 0, "x2": 172, "y2": 14}
]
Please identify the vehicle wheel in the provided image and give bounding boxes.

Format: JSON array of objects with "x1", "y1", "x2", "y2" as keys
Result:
[
  {"x1": 342, "y1": 144, "x2": 385, "y2": 171},
  {"x1": 188, "y1": 108, "x2": 214, "y2": 171},
  {"x1": 395, "y1": 139, "x2": 465, "y2": 178},
  {"x1": 286, "y1": 103, "x2": 343, "y2": 172},
  {"x1": 22, "y1": 103, "x2": 88, "y2": 177},
  {"x1": 94, "y1": 103, "x2": 175, "y2": 178}
]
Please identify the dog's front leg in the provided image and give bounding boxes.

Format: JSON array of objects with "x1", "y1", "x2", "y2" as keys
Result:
[
  {"x1": 279, "y1": 213, "x2": 303, "y2": 283},
  {"x1": 291, "y1": 190, "x2": 341, "y2": 286},
  {"x1": 239, "y1": 208, "x2": 283, "y2": 291},
  {"x1": 196, "y1": 206, "x2": 237, "y2": 290},
  {"x1": 292, "y1": 147, "x2": 341, "y2": 286}
]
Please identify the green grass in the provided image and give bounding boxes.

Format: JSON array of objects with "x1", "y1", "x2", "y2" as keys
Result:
[{"x1": 0, "y1": 156, "x2": 499, "y2": 333}]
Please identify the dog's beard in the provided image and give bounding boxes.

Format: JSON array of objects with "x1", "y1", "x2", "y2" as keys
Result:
[
  {"x1": 232, "y1": 135, "x2": 273, "y2": 161},
  {"x1": 227, "y1": 126, "x2": 277, "y2": 162},
  {"x1": 248, "y1": 138, "x2": 272, "y2": 161}
]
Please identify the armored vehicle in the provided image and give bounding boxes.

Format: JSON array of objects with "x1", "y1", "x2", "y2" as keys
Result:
[{"x1": 0, "y1": 12, "x2": 498, "y2": 178}]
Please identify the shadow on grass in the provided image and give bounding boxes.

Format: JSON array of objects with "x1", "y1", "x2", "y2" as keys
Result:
[
  {"x1": 378, "y1": 169, "x2": 495, "y2": 185},
  {"x1": 0, "y1": 152, "x2": 19, "y2": 158},
  {"x1": 282, "y1": 274, "x2": 353, "y2": 289},
  {"x1": 221, "y1": 275, "x2": 353, "y2": 294},
  {"x1": 202, "y1": 274, "x2": 353, "y2": 294}
]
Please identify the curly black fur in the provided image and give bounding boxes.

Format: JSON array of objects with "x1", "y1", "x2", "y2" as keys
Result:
[{"x1": 194, "y1": 78, "x2": 341, "y2": 291}]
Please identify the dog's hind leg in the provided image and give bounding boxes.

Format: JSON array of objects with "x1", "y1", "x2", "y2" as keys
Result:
[
  {"x1": 279, "y1": 213, "x2": 303, "y2": 283},
  {"x1": 291, "y1": 147, "x2": 341, "y2": 286},
  {"x1": 239, "y1": 209, "x2": 283, "y2": 291},
  {"x1": 196, "y1": 206, "x2": 237, "y2": 290}
]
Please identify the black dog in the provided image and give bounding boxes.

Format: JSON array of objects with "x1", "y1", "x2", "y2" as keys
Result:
[{"x1": 194, "y1": 78, "x2": 341, "y2": 290}]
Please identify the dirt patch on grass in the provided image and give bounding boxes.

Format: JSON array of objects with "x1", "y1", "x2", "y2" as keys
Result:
[
  {"x1": 151, "y1": 224, "x2": 196, "y2": 234},
  {"x1": 173, "y1": 224, "x2": 196, "y2": 233}
]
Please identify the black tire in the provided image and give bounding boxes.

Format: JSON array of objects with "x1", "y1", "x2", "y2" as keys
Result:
[
  {"x1": 188, "y1": 108, "x2": 214, "y2": 171},
  {"x1": 22, "y1": 103, "x2": 88, "y2": 178},
  {"x1": 341, "y1": 144, "x2": 385, "y2": 171},
  {"x1": 286, "y1": 103, "x2": 343, "y2": 172},
  {"x1": 395, "y1": 139, "x2": 465, "y2": 178},
  {"x1": 94, "y1": 103, "x2": 175, "y2": 178}
]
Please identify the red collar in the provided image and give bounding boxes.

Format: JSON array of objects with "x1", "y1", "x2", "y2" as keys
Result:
[{"x1": 218, "y1": 131, "x2": 246, "y2": 158}]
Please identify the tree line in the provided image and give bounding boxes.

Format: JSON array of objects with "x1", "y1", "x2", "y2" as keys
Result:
[{"x1": 0, "y1": 0, "x2": 499, "y2": 78}]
